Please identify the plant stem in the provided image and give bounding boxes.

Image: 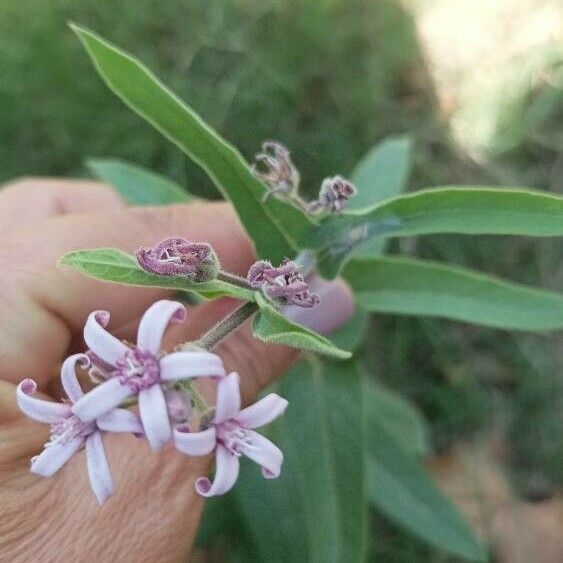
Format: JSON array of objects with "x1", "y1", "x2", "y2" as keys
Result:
[
  {"x1": 195, "y1": 301, "x2": 259, "y2": 350},
  {"x1": 216, "y1": 270, "x2": 253, "y2": 289}
]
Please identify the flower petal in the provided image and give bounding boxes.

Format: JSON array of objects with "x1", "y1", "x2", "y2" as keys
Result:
[
  {"x1": 174, "y1": 425, "x2": 217, "y2": 456},
  {"x1": 85, "y1": 431, "x2": 114, "y2": 504},
  {"x1": 60, "y1": 354, "x2": 89, "y2": 403},
  {"x1": 160, "y1": 351, "x2": 225, "y2": 381},
  {"x1": 72, "y1": 378, "x2": 133, "y2": 422},
  {"x1": 195, "y1": 445, "x2": 239, "y2": 497},
  {"x1": 136, "y1": 300, "x2": 187, "y2": 355},
  {"x1": 30, "y1": 436, "x2": 84, "y2": 477},
  {"x1": 242, "y1": 431, "x2": 283, "y2": 479},
  {"x1": 214, "y1": 372, "x2": 241, "y2": 424},
  {"x1": 84, "y1": 311, "x2": 129, "y2": 365},
  {"x1": 139, "y1": 385, "x2": 172, "y2": 450},
  {"x1": 236, "y1": 394, "x2": 288, "y2": 429},
  {"x1": 96, "y1": 408, "x2": 143, "y2": 434},
  {"x1": 17, "y1": 379, "x2": 71, "y2": 423}
]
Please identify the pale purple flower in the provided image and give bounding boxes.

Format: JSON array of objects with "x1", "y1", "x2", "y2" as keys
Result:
[
  {"x1": 136, "y1": 237, "x2": 218, "y2": 281},
  {"x1": 71, "y1": 300, "x2": 226, "y2": 450},
  {"x1": 174, "y1": 372, "x2": 288, "y2": 497},
  {"x1": 16, "y1": 354, "x2": 143, "y2": 504},
  {"x1": 308, "y1": 175, "x2": 357, "y2": 214},
  {"x1": 252, "y1": 141, "x2": 300, "y2": 200},
  {"x1": 247, "y1": 259, "x2": 320, "y2": 308}
]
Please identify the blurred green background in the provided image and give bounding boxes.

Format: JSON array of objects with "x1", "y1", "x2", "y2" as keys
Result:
[{"x1": 1, "y1": 0, "x2": 562, "y2": 560}]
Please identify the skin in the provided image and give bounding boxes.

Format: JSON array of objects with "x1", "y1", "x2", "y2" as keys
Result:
[{"x1": 0, "y1": 178, "x2": 353, "y2": 562}]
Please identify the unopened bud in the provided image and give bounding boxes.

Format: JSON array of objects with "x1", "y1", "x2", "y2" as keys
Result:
[
  {"x1": 252, "y1": 141, "x2": 300, "y2": 200},
  {"x1": 136, "y1": 237, "x2": 219, "y2": 282},
  {"x1": 247, "y1": 259, "x2": 320, "y2": 308},
  {"x1": 308, "y1": 175, "x2": 357, "y2": 214}
]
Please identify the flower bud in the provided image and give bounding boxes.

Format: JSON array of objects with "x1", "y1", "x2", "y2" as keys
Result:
[
  {"x1": 247, "y1": 259, "x2": 320, "y2": 308},
  {"x1": 308, "y1": 175, "x2": 357, "y2": 214},
  {"x1": 252, "y1": 141, "x2": 300, "y2": 200},
  {"x1": 136, "y1": 237, "x2": 219, "y2": 282}
]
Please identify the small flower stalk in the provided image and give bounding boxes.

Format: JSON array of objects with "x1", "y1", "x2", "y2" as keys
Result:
[
  {"x1": 308, "y1": 175, "x2": 357, "y2": 214},
  {"x1": 252, "y1": 141, "x2": 300, "y2": 200},
  {"x1": 136, "y1": 237, "x2": 219, "y2": 281},
  {"x1": 16, "y1": 298, "x2": 289, "y2": 504},
  {"x1": 247, "y1": 259, "x2": 320, "y2": 308}
]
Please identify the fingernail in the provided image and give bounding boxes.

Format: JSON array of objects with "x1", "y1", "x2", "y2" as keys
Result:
[{"x1": 283, "y1": 276, "x2": 355, "y2": 335}]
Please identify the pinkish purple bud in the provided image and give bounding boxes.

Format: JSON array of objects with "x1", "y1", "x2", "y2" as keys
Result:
[
  {"x1": 247, "y1": 259, "x2": 320, "y2": 308},
  {"x1": 252, "y1": 141, "x2": 300, "y2": 200},
  {"x1": 136, "y1": 237, "x2": 219, "y2": 281},
  {"x1": 308, "y1": 175, "x2": 357, "y2": 214},
  {"x1": 164, "y1": 388, "x2": 192, "y2": 424}
]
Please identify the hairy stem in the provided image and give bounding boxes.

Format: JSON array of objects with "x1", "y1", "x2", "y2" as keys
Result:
[
  {"x1": 195, "y1": 301, "x2": 259, "y2": 350},
  {"x1": 216, "y1": 270, "x2": 253, "y2": 289}
]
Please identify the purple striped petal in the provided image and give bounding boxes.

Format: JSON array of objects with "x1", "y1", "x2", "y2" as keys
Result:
[
  {"x1": 159, "y1": 351, "x2": 225, "y2": 381},
  {"x1": 243, "y1": 431, "x2": 283, "y2": 479},
  {"x1": 84, "y1": 311, "x2": 129, "y2": 366},
  {"x1": 174, "y1": 425, "x2": 217, "y2": 456},
  {"x1": 17, "y1": 379, "x2": 71, "y2": 423},
  {"x1": 85, "y1": 431, "x2": 114, "y2": 504},
  {"x1": 60, "y1": 354, "x2": 89, "y2": 403},
  {"x1": 96, "y1": 408, "x2": 143, "y2": 434},
  {"x1": 195, "y1": 445, "x2": 239, "y2": 497},
  {"x1": 136, "y1": 300, "x2": 187, "y2": 355},
  {"x1": 214, "y1": 372, "x2": 241, "y2": 424},
  {"x1": 30, "y1": 436, "x2": 84, "y2": 477},
  {"x1": 138, "y1": 385, "x2": 172, "y2": 450},
  {"x1": 236, "y1": 394, "x2": 288, "y2": 429},
  {"x1": 71, "y1": 377, "x2": 133, "y2": 422}
]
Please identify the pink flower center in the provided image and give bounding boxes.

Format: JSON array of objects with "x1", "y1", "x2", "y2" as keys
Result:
[
  {"x1": 116, "y1": 348, "x2": 160, "y2": 392},
  {"x1": 50, "y1": 415, "x2": 95, "y2": 445},
  {"x1": 216, "y1": 420, "x2": 255, "y2": 456}
]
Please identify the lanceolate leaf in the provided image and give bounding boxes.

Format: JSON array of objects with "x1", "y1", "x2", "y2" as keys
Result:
[
  {"x1": 350, "y1": 136, "x2": 412, "y2": 259},
  {"x1": 60, "y1": 249, "x2": 255, "y2": 301},
  {"x1": 232, "y1": 358, "x2": 367, "y2": 563},
  {"x1": 365, "y1": 380, "x2": 427, "y2": 457},
  {"x1": 344, "y1": 255, "x2": 563, "y2": 331},
  {"x1": 348, "y1": 135, "x2": 413, "y2": 212},
  {"x1": 316, "y1": 187, "x2": 563, "y2": 277},
  {"x1": 87, "y1": 158, "x2": 191, "y2": 205},
  {"x1": 367, "y1": 423, "x2": 487, "y2": 561},
  {"x1": 253, "y1": 293, "x2": 351, "y2": 359},
  {"x1": 72, "y1": 25, "x2": 312, "y2": 262}
]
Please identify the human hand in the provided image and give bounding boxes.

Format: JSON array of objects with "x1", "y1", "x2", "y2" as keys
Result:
[{"x1": 0, "y1": 178, "x2": 353, "y2": 562}]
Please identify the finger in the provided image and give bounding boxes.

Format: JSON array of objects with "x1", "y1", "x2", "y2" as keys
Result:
[
  {"x1": 0, "y1": 178, "x2": 126, "y2": 233},
  {"x1": 0, "y1": 200, "x2": 253, "y2": 384}
]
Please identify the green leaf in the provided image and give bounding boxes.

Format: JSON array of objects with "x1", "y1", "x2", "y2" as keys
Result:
[
  {"x1": 328, "y1": 307, "x2": 370, "y2": 352},
  {"x1": 315, "y1": 186, "x2": 563, "y2": 277},
  {"x1": 348, "y1": 135, "x2": 413, "y2": 212},
  {"x1": 60, "y1": 248, "x2": 255, "y2": 302},
  {"x1": 344, "y1": 255, "x2": 563, "y2": 331},
  {"x1": 252, "y1": 293, "x2": 351, "y2": 359},
  {"x1": 231, "y1": 358, "x2": 367, "y2": 562},
  {"x1": 71, "y1": 24, "x2": 313, "y2": 262},
  {"x1": 365, "y1": 380, "x2": 427, "y2": 457},
  {"x1": 87, "y1": 158, "x2": 191, "y2": 205},
  {"x1": 350, "y1": 137, "x2": 412, "y2": 260},
  {"x1": 367, "y1": 424, "x2": 487, "y2": 561}
]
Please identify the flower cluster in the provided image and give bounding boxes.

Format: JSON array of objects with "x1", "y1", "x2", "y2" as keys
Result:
[
  {"x1": 251, "y1": 141, "x2": 357, "y2": 214},
  {"x1": 252, "y1": 141, "x2": 300, "y2": 200},
  {"x1": 308, "y1": 175, "x2": 357, "y2": 214},
  {"x1": 136, "y1": 237, "x2": 219, "y2": 281},
  {"x1": 17, "y1": 300, "x2": 288, "y2": 504},
  {"x1": 247, "y1": 259, "x2": 320, "y2": 308}
]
